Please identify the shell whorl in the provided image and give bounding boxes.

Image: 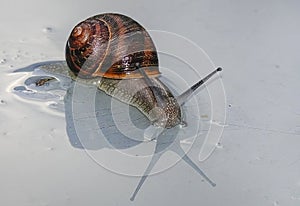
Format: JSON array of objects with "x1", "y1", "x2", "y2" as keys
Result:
[{"x1": 66, "y1": 13, "x2": 160, "y2": 79}]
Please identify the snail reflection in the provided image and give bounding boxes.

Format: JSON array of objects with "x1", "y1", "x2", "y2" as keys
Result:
[{"x1": 13, "y1": 13, "x2": 222, "y2": 201}]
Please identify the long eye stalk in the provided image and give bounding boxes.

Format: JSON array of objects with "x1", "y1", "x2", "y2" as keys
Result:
[{"x1": 177, "y1": 67, "x2": 222, "y2": 105}]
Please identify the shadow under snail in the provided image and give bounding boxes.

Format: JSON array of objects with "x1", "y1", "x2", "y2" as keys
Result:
[{"x1": 42, "y1": 13, "x2": 222, "y2": 129}]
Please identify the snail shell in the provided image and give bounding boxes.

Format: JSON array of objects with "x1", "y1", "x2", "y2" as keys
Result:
[
  {"x1": 66, "y1": 13, "x2": 160, "y2": 79},
  {"x1": 65, "y1": 13, "x2": 181, "y2": 128}
]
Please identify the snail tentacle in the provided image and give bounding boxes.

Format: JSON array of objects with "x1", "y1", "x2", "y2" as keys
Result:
[{"x1": 177, "y1": 67, "x2": 223, "y2": 106}]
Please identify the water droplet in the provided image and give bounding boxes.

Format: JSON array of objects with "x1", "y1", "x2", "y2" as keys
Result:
[
  {"x1": 47, "y1": 147, "x2": 54, "y2": 151},
  {"x1": 0, "y1": 58, "x2": 7, "y2": 64},
  {"x1": 216, "y1": 142, "x2": 223, "y2": 149},
  {"x1": 179, "y1": 121, "x2": 187, "y2": 128},
  {"x1": 43, "y1": 27, "x2": 53, "y2": 33},
  {"x1": 19, "y1": 38, "x2": 26, "y2": 43},
  {"x1": 273, "y1": 200, "x2": 279, "y2": 206}
]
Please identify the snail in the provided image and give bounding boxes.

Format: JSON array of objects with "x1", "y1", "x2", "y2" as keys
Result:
[{"x1": 42, "y1": 13, "x2": 222, "y2": 128}]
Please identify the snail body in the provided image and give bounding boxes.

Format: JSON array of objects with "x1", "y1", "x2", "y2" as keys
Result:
[{"x1": 97, "y1": 77, "x2": 181, "y2": 128}]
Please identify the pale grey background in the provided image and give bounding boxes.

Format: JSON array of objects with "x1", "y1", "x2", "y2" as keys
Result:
[{"x1": 0, "y1": 0, "x2": 299, "y2": 205}]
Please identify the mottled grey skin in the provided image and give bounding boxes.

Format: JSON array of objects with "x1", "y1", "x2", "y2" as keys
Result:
[
  {"x1": 99, "y1": 77, "x2": 181, "y2": 128},
  {"x1": 40, "y1": 62, "x2": 182, "y2": 128}
]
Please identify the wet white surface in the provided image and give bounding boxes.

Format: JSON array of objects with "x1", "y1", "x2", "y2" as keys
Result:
[{"x1": 1, "y1": 0, "x2": 300, "y2": 205}]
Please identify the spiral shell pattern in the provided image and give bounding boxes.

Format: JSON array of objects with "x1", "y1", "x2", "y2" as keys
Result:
[{"x1": 66, "y1": 13, "x2": 160, "y2": 79}]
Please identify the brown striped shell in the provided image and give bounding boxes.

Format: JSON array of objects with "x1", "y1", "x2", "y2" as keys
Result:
[{"x1": 65, "y1": 13, "x2": 160, "y2": 79}]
